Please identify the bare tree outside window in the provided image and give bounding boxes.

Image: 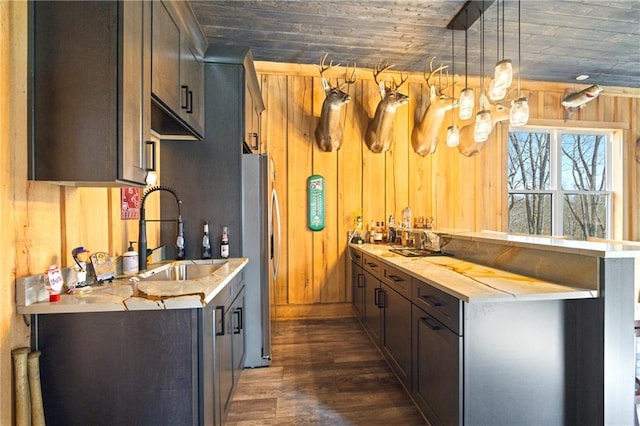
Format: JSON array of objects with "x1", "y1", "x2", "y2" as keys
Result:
[
  {"x1": 507, "y1": 131, "x2": 551, "y2": 235},
  {"x1": 508, "y1": 130, "x2": 610, "y2": 240}
]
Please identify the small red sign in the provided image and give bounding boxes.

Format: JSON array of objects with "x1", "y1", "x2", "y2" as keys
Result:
[{"x1": 121, "y1": 187, "x2": 141, "y2": 220}]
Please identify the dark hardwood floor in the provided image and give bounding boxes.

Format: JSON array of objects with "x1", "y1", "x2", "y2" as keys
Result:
[{"x1": 226, "y1": 318, "x2": 427, "y2": 425}]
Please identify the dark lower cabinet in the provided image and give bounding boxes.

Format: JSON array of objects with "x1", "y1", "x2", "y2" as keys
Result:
[
  {"x1": 34, "y1": 273, "x2": 245, "y2": 426},
  {"x1": 214, "y1": 281, "x2": 246, "y2": 424},
  {"x1": 362, "y1": 270, "x2": 382, "y2": 345},
  {"x1": 413, "y1": 306, "x2": 462, "y2": 426},
  {"x1": 352, "y1": 262, "x2": 364, "y2": 318},
  {"x1": 381, "y1": 283, "x2": 412, "y2": 391}
]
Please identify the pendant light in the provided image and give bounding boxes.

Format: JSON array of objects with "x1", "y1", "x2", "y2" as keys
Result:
[
  {"x1": 510, "y1": 0, "x2": 529, "y2": 126},
  {"x1": 491, "y1": 0, "x2": 512, "y2": 98},
  {"x1": 446, "y1": 29, "x2": 460, "y2": 147},
  {"x1": 474, "y1": 5, "x2": 492, "y2": 143},
  {"x1": 458, "y1": 7, "x2": 474, "y2": 120}
]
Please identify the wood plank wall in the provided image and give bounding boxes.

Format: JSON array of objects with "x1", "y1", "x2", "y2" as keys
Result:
[
  {"x1": 1, "y1": 6, "x2": 638, "y2": 416},
  {"x1": 255, "y1": 61, "x2": 640, "y2": 320}
]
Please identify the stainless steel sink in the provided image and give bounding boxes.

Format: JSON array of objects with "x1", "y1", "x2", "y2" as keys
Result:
[{"x1": 138, "y1": 260, "x2": 227, "y2": 282}]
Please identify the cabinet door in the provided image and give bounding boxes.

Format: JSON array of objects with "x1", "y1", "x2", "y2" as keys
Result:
[
  {"x1": 151, "y1": 1, "x2": 180, "y2": 112},
  {"x1": 215, "y1": 304, "x2": 234, "y2": 422},
  {"x1": 231, "y1": 287, "x2": 246, "y2": 376},
  {"x1": 121, "y1": 0, "x2": 151, "y2": 184},
  {"x1": 413, "y1": 307, "x2": 462, "y2": 426},
  {"x1": 352, "y1": 263, "x2": 364, "y2": 319},
  {"x1": 381, "y1": 283, "x2": 412, "y2": 390},
  {"x1": 363, "y1": 271, "x2": 382, "y2": 345},
  {"x1": 179, "y1": 32, "x2": 205, "y2": 136}
]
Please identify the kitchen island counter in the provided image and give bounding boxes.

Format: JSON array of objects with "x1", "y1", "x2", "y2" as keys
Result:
[
  {"x1": 16, "y1": 257, "x2": 248, "y2": 314},
  {"x1": 351, "y1": 243, "x2": 597, "y2": 303}
]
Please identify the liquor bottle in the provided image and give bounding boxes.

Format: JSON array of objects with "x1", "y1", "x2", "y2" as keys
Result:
[
  {"x1": 220, "y1": 226, "x2": 229, "y2": 259},
  {"x1": 388, "y1": 215, "x2": 396, "y2": 245},
  {"x1": 175, "y1": 217, "x2": 186, "y2": 260},
  {"x1": 202, "y1": 221, "x2": 212, "y2": 259}
]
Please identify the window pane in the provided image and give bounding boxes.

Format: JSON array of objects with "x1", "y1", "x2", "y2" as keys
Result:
[
  {"x1": 508, "y1": 193, "x2": 552, "y2": 235},
  {"x1": 563, "y1": 194, "x2": 608, "y2": 240},
  {"x1": 508, "y1": 131, "x2": 551, "y2": 190},
  {"x1": 561, "y1": 133, "x2": 606, "y2": 191}
]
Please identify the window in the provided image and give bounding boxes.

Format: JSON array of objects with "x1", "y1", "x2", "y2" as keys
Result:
[{"x1": 507, "y1": 128, "x2": 615, "y2": 240}]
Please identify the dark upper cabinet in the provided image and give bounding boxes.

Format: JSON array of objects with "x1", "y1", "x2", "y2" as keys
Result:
[
  {"x1": 29, "y1": 1, "x2": 152, "y2": 186},
  {"x1": 151, "y1": 1, "x2": 206, "y2": 139}
]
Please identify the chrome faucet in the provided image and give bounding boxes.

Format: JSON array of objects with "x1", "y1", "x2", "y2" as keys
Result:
[{"x1": 138, "y1": 185, "x2": 183, "y2": 271}]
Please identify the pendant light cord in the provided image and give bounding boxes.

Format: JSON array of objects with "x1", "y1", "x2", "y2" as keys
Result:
[
  {"x1": 517, "y1": 0, "x2": 522, "y2": 96},
  {"x1": 464, "y1": 8, "x2": 468, "y2": 88}
]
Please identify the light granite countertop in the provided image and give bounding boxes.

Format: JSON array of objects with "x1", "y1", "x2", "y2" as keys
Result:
[
  {"x1": 438, "y1": 230, "x2": 640, "y2": 258},
  {"x1": 16, "y1": 258, "x2": 248, "y2": 314},
  {"x1": 352, "y1": 244, "x2": 597, "y2": 303}
]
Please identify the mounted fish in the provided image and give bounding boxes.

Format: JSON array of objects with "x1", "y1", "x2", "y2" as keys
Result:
[
  {"x1": 365, "y1": 61, "x2": 409, "y2": 153},
  {"x1": 561, "y1": 84, "x2": 603, "y2": 120},
  {"x1": 411, "y1": 57, "x2": 459, "y2": 156},
  {"x1": 314, "y1": 54, "x2": 357, "y2": 152},
  {"x1": 458, "y1": 101, "x2": 511, "y2": 157}
]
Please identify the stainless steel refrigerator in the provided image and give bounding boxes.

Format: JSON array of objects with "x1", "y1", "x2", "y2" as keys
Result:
[{"x1": 242, "y1": 153, "x2": 280, "y2": 367}]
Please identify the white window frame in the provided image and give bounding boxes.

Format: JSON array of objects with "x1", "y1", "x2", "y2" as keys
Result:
[{"x1": 507, "y1": 126, "x2": 623, "y2": 240}]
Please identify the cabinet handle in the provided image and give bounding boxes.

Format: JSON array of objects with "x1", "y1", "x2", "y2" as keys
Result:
[
  {"x1": 366, "y1": 262, "x2": 378, "y2": 269},
  {"x1": 421, "y1": 316, "x2": 442, "y2": 331},
  {"x1": 186, "y1": 90, "x2": 193, "y2": 114},
  {"x1": 357, "y1": 273, "x2": 364, "y2": 288},
  {"x1": 181, "y1": 85, "x2": 189, "y2": 109},
  {"x1": 421, "y1": 294, "x2": 442, "y2": 308},
  {"x1": 375, "y1": 288, "x2": 385, "y2": 308},
  {"x1": 215, "y1": 305, "x2": 225, "y2": 336},
  {"x1": 145, "y1": 140, "x2": 156, "y2": 171},
  {"x1": 233, "y1": 309, "x2": 241, "y2": 334},
  {"x1": 387, "y1": 274, "x2": 404, "y2": 283}
]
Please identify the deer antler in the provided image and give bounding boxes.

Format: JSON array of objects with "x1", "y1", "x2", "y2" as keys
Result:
[
  {"x1": 373, "y1": 60, "x2": 395, "y2": 86},
  {"x1": 338, "y1": 62, "x2": 357, "y2": 89},
  {"x1": 424, "y1": 57, "x2": 448, "y2": 89},
  {"x1": 318, "y1": 53, "x2": 339, "y2": 77},
  {"x1": 392, "y1": 73, "x2": 408, "y2": 90}
]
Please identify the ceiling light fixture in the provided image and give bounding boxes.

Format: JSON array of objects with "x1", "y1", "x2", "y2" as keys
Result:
[
  {"x1": 490, "y1": 0, "x2": 511, "y2": 100},
  {"x1": 510, "y1": 0, "x2": 529, "y2": 126},
  {"x1": 458, "y1": 9, "x2": 474, "y2": 120},
  {"x1": 576, "y1": 74, "x2": 590, "y2": 81},
  {"x1": 446, "y1": 29, "x2": 460, "y2": 147},
  {"x1": 474, "y1": 5, "x2": 492, "y2": 143},
  {"x1": 447, "y1": 1, "x2": 495, "y2": 121}
]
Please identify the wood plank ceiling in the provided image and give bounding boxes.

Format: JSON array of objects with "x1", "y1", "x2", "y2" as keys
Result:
[{"x1": 190, "y1": 0, "x2": 640, "y2": 88}]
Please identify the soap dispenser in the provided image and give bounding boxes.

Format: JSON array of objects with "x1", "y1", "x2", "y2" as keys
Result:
[{"x1": 122, "y1": 241, "x2": 139, "y2": 275}]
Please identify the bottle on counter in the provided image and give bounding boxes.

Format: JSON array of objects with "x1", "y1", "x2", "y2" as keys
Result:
[
  {"x1": 373, "y1": 221, "x2": 383, "y2": 243},
  {"x1": 388, "y1": 215, "x2": 396, "y2": 245},
  {"x1": 220, "y1": 226, "x2": 229, "y2": 259},
  {"x1": 176, "y1": 217, "x2": 186, "y2": 260},
  {"x1": 202, "y1": 221, "x2": 212, "y2": 259}
]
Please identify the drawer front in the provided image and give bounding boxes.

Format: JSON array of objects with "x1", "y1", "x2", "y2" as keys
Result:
[
  {"x1": 350, "y1": 247, "x2": 363, "y2": 267},
  {"x1": 381, "y1": 264, "x2": 411, "y2": 299},
  {"x1": 362, "y1": 254, "x2": 382, "y2": 279},
  {"x1": 413, "y1": 279, "x2": 461, "y2": 335}
]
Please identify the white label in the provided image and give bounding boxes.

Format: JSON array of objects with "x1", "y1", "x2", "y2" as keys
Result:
[{"x1": 221, "y1": 245, "x2": 229, "y2": 258}]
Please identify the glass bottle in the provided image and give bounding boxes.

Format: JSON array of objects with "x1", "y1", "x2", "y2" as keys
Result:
[
  {"x1": 202, "y1": 221, "x2": 212, "y2": 259},
  {"x1": 220, "y1": 226, "x2": 229, "y2": 259}
]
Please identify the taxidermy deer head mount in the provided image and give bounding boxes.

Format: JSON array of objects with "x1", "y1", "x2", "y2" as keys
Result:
[
  {"x1": 411, "y1": 57, "x2": 459, "y2": 156},
  {"x1": 314, "y1": 54, "x2": 357, "y2": 152},
  {"x1": 365, "y1": 60, "x2": 409, "y2": 153}
]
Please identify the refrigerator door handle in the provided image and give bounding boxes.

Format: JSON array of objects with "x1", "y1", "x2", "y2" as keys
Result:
[{"x1": 271, "y1": 188, "x2": 281, "y2": 283}]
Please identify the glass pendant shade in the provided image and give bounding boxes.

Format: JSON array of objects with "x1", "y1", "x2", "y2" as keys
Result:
[
  {"x1": 510, "y1": 97, "x2": 529, "y2": 126},
  {"x1": 489, "y1": 78, "x2": 508, "y2": 101},
  {"x1": 446, "y1": 125, "x2": 460, "y2": 147},
  {"x1": 493, "y1": 59, "x2": 512, "y2": 90},
  {"x1": 473, "y1": 110, "x2": 492, "y2": 142},
  {"x1": 459, "y1": 88, "x2": 475, "y2": 120}
]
